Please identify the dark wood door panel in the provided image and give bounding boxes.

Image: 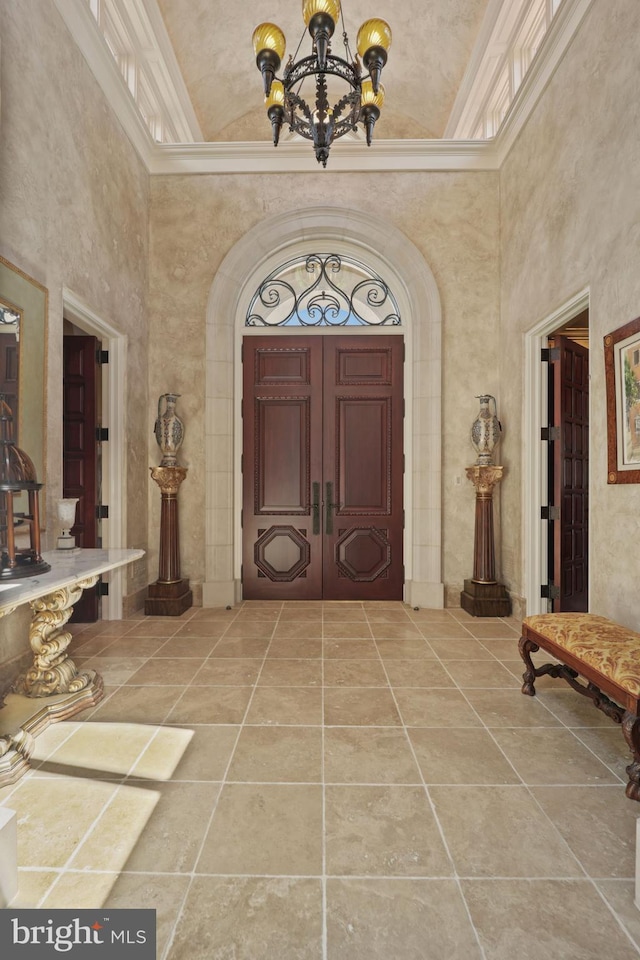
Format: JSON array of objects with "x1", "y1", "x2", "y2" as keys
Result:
[
  {"x1": 550, "y1": 334, "x2": 589, "y2": 612},
  {"x1": 63, "y1": 335, "x2": 99, "y2": 621},
  {"x1": 255, "y1": 398, "x2": 310, "y2": 513},
  {"x1": 243, "y1": 338, "x2": 322, "y2": 600},
  {"x1": 243, "y1": 335, "x2": 403, "y2": 600}
]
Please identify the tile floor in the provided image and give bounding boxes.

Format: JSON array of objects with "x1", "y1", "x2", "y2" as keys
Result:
[{"x1": 2, "y1": 601, "x2": 640, "y2": 959}]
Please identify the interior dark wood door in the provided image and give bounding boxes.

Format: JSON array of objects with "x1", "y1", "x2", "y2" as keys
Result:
[
  {"x1": 63, "y1": 335, "x2": 100, "y2": 621},
  {"x1": 548, "y1": 334, "x2": 589, "y2": 612},
  {"x1": 242, "y1": 335, "x2": 404, "y2": 600}
]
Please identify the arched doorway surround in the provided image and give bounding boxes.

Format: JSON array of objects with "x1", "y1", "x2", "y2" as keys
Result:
[{"x1": 203, "y1": 206, "x2": 444, "y2": 609}]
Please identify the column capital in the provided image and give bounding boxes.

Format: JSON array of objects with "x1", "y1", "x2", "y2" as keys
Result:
[
  {"x1": 465, "y1": 464, "x2": 504, "y2": 495},
  {"x1": 150, "y1": 465, "x2": 188, "y2": 495}
]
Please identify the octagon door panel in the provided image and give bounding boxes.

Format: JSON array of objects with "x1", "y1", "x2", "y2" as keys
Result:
[{"x1": 242, "y1": 335, "x2": 403, "y2": 600}]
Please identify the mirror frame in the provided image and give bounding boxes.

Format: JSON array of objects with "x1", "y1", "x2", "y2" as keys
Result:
[{"x1": 0, "y1": 255, "x2": 48, "y2": 523}]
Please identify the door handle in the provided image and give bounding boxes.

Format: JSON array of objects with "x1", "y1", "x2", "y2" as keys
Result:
[
  {"x1": 325, "y1": 481, "x2": 342, "y2": 535},
  {"x1": 312, "y1": 482, "x2": 320, "y2": 535}
]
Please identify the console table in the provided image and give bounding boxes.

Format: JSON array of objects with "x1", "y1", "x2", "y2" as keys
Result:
[{"x1": 0, "y1": 548, "x2": 144, "y2": 786}]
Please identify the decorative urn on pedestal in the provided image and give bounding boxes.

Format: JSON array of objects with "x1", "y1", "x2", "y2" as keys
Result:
[
  {"x1": 145, "y1": 393, "x2": 192, "y2": 616},
  {"x1": 460, "y1": 395, "x2": 511, "y2": 617}
]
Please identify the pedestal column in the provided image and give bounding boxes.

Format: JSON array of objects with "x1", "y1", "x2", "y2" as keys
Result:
[
  {"x1": 145, "y1": 466, "x2": 192, "y2": 616},
  {"x1": 460, "y1": 465, "x2": 511, "y2": 617}
]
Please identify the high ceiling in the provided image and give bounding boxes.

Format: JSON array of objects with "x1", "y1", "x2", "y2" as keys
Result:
[{"x1": 155, "y1": 0, "x2": 492, "y2": 142}]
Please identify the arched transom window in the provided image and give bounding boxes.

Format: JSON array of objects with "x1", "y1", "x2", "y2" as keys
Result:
[{"x1": 245, "y1": 253, "x2": 401, "y2": 327}]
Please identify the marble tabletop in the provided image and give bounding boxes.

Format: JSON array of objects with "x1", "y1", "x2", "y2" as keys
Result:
[{"x1": 0, "y1": 548, "x2": 144, "y2": 616}]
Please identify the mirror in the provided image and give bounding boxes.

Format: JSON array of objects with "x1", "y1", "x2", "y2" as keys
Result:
[{"x1": 0, "y1": 256, "x2": 47, "y2": 523}]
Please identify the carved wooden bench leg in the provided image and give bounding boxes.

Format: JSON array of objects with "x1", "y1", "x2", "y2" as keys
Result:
[
  {"x1": 519, "y1": 635, "x2": 539, "y2": 696},
  {"x1": 623, "y1": 712, "x2": 640, "y2": 801}
]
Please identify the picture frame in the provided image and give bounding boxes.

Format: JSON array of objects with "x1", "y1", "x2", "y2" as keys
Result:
[{"x1": 604, "y1": 315, "x2": 640, "y2": 483}]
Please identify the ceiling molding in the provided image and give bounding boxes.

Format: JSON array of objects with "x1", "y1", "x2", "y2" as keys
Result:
[{"x1": 147, "y1": 139, "x2": 500, "y2": 175}]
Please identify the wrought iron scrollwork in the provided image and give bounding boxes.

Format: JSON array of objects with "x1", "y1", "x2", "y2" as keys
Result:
[{"x1": 246, "y1": 253, "x2": 401, "y2": 327}]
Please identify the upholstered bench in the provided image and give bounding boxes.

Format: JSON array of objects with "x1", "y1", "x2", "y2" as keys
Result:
[{"x1": 519, "y1": 613, "x2": 640, "y2": 801}]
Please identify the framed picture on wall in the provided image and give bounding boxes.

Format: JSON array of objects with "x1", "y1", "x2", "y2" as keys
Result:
[{"x1": 605, "y1": 315, "x2": 640, "y2": 483}]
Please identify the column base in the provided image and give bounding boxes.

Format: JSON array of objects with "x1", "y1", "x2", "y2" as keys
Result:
[
  {"x1": 460, "y1": 579, "x2": 511, "y2": 617},
  {"x1": 145, "y1": 579, "x2": 193, "y2": 616}
]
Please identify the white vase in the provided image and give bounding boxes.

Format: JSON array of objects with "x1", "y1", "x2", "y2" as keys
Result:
[
  {"x1": 56, "y1": 498, "x2": 79, "y2": 549},
  {"x1": 154, "y1": 394, "x2": 184, "y2": 467},
  {"x1": 470, "y1": 395, "x2": 502, "y2": 466}
]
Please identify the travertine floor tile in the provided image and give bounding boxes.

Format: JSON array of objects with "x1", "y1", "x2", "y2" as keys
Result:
[
  {"x1": 393, "y1": 688, "x2": 481, "y2": 727},
  {"x1": 324, "y1": 688, "x2": 401, "y2": 726},
  {"x1": 258, "y1": 658, "x2": 322, "y2": 686},
  {"x1": 168, "y1": 877, "x2": 322, "y2": 960},
  {"x1": 325, "y1": 785, "x2": 453, "y2": 876},
  {"x1": 464, "y1": 689, "x2": 562, "y2": 727},
  {"x1": 323, "y1": 659, "x2": 389, "y2": 687},
  {"x1": 192, "y1": 658, "x2": 261, "y2": 685},
  {"x1": 197, "y1": 783, "x2": 323, "y2": 875},
  {"x1": 106, "y1": 873, "x2": 191, "y2": 959},
  {"x1": 442, "y1": 659, "x2": 521, "y2": 688},
  {"x1": 167, "y1": 686, "x2": 253, "y2": 724},
  {"x1": 324, "y1": 727, "x2": 421, "y2": 784},
  {"x1": 121, "y1": 781, "x2": 221, "y2": 873},
  {"x1": 226, "y1": 725, "x2": 322, "y2": 782},
  {"x1": 326, "y1": 878, "x2": 483, "y2": 960},
  {"x1": 85, "y1": 685, "x2": 184, "y2": 724},
  {"x1": 491, "y1": 727, "x2": 619, "y2": 785},
  {"x1": 166, "y1": 725, "x2": 239, "y2": 781},
  {"x1": 430, "y1": 785, "x2": 583, "y2": 877},
  {"x1": 530, "y1": 785, "x2": 638, "y2": 878},
  {"x1": 383, "y1": 658, "x2": 454, "y2": 687},
  {"x1": 409, "y1": 727, "x2": 520, "y2": 784},
  {"x1": 461, "y1": 879, "x2": 640, "y2": 960},
  {"x1": 245, "y1": 686, "x2": 323, "y2": 725},
  {"x1": 126, "y1": 658, "x2": 205, "y2": 686}
]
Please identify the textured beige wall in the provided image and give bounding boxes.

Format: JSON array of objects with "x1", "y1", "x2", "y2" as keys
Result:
[
  {"x1": 499, "y1": 0, "x2": 640, "y2": 625},
  {"x1": 0, "y1": 0, "x2": 150, "y2": 647},
  {"x1": 149, "y1": 171, "x2": 500, "y2": 600}
]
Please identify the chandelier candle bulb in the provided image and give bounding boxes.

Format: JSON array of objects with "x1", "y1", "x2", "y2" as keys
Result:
[
  {"x1": 252, "y1": 22, "x2": 286, "y2": 96},
  {"x1": 356, "y1": 18, "x2": 392, "y2": 95},
  {"x1": 252, "y1": 3, "x2": 391, "y2": 166}
]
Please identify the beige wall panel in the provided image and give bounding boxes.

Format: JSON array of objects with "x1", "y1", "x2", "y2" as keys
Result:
[
  {"x1": 500, "y1": 0, "x2": 640, "y2": 624},
  {"x1": 0, "y1": 0, "x2": 150, "y2": 618}
]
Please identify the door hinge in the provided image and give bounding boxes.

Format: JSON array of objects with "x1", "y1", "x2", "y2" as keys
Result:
[
  {"x1": 540, "y1": 347, "x2": 560, "y2": 362},
  {"x1": 240, "y1": 454, "x2": 244, "y2": 474},
  {"x1": 240, "y1": 399, "x2": 243, "y2": 419},
  {"x1": 96, "y1": 579, "x2": 109, "y2": 597},
  {"x1": 240, "y1": 563, "x2": 244, "y2": 581},
  {"x1": 402, "y1": 454, "x2": 405, "y2": 473},
  {"x1": 96, "y1": 505, "x2": 109, "y2": 519},
  {"x1": 96, "y1": 426, "x2": 109, "y2": 442},
  {"x1": 541, "y1": 505, "x2": 560, "y2": 521},
  {"x1": 541, "y1": 583, "x2": 560, "y2": 600},
  {"x1": 240, "y1": 509, "x2": 243, "y2": 529},
  {"x1": 402, "y1": 509, "x2": 405, "y2": 528},
  {"x1": 541, "y1": 426, "x2": 560, "y2": 442},
  {"x1": 96, "y1": 349, "x2": 109, "y2": 365}
]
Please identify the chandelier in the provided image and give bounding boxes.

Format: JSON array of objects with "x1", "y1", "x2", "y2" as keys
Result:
[{"x1": 252, "y1": 1, "x2": 392, "y2": 167}]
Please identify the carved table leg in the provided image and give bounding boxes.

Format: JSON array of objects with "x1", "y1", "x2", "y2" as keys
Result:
[
  {"x1": 0, "y1": 577, "x2": 104, "y2": 787},
  {"x1": 622, "y1": 712, "x2": 640, "y2": 801},
  {"x1": 13, "y1": 577, "x2": 101, "y2": 698}
]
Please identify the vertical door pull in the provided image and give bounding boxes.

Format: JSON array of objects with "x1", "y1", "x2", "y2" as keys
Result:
[
  {"x1": 312, "y1": 482, "x2": 321, "y2": 535},
  {"x1": 325, "y1": 482, "x2": 342, "y2": 534}
]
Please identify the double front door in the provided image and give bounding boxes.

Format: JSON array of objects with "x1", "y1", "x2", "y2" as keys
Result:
[{"x1": 242, "y1": 335, "x2": 404, "y2": 600}]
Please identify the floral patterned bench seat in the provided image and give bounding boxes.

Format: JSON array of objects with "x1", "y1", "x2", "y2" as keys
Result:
[{"x1": 519, "y1": 612, "x2": 640, "y2": 801}]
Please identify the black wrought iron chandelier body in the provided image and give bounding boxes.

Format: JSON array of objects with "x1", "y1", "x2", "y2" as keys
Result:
[{"x1": 253, "y1": 2, "x2": 391, "y2": 167}]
